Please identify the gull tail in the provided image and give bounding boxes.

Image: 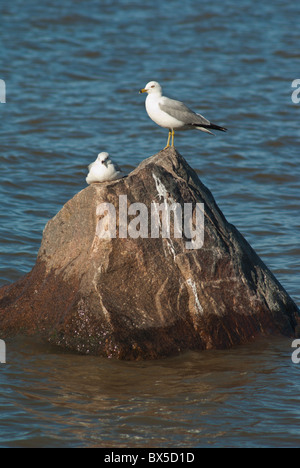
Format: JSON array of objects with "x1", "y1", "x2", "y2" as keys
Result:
[
  {"x1": 208, "y1": 123, "x2": 227, "y2": 132},
  {"x1": 194, "y1": 123, "x2": 227, "y2": 135}
]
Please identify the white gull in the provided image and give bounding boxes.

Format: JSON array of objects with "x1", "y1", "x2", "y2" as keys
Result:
[
  {"x1": 86, "y1": 152, "x2": 123, "y2": 184},
  {"x1": 139, "y1": 81, "x2": 227, "y2": 148}
]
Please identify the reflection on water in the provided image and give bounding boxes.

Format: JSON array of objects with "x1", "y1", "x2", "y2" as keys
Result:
[
  {"x1": 1, "y1": 336, "x2": 300, "y2": 448},
  {"x1": 0, "y1": 0, "x2": 300, "y2": 448}
]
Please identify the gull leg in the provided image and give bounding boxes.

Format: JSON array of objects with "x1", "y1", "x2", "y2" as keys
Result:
[
  {"x1": 171, "y1": 129, "x2": 175, "y2": 147},
  {"x1": 164, "y1": 130, "x2": 171, "y2": 149}
]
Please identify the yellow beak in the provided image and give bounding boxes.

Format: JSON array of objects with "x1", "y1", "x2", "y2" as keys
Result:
[{"x1": 139, "y1": 88, "x2": 148, "y2": 94}]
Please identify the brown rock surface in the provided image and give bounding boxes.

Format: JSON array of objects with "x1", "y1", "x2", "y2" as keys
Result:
[{"x1": 0, "y1": 148, "x2": 299, "y2": 359}]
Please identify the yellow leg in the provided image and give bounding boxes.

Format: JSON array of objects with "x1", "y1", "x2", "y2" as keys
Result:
[
  {"x1": 171, "y1": 129, "x2": 175, "y2": 147},
  {"x1": 164, "y1": 130, "x2": 171, "y2": 149}
]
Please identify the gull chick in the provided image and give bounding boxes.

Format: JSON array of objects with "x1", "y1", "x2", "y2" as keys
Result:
[
  {"x1": 139, "y1": 81, "x2": 227, "y2": 148},
  {"x1": 86, "y1": 152, "x2": 123, "y2": 184}
]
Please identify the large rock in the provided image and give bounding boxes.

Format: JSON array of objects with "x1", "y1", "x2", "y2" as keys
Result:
[{"x1": 0, "y1": 148, "x2": 299, "y2": 359}]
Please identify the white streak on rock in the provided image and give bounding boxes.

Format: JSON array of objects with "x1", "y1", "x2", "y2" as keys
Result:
[
  {"x1": 152, "y1": 173, "x2": 169, "y2": 201},
  {"x1": 152, "y1": 173, "x2": 176, "y2": 259},
  {"x1": 187, "y1": 278, "x2": 203, "y2": 315}
]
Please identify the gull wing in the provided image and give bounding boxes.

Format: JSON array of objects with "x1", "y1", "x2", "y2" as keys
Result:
[
  {"x1": 159, "y1": 97, "x2": 211, "y2": 126},
  {"x1": 113, "y1": 161, "x2": 122, "y2": 171}
]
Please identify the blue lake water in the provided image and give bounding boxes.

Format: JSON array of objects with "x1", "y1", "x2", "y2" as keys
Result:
[{"x1": 0, "y1": 0, "x2": 300, "y2": 448}]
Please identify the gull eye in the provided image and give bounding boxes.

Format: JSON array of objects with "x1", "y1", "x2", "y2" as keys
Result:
[{"x1": 151, "y1": 85, "x2": 155, "y2": 88}]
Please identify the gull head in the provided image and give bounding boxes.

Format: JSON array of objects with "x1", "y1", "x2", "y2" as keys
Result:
[
  {"x1": 97, "y1": 152, "x2": 110, "y2": 164},
  {"x1": 139, "y1": 81, "x2": 162, "y2": 95}
]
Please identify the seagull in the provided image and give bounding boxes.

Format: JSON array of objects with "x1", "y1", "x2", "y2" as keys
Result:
[
  {"x1": 139, "y1": 81, "x2": 227, "y2": 148},
  {"x1": 86, "y1": 152, "x2": 123, "y2": 184}
]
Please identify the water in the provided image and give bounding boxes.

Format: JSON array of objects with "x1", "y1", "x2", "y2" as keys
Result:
[{"x1": 0, "y1": 0, "x2": 299, "y2": 448}]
